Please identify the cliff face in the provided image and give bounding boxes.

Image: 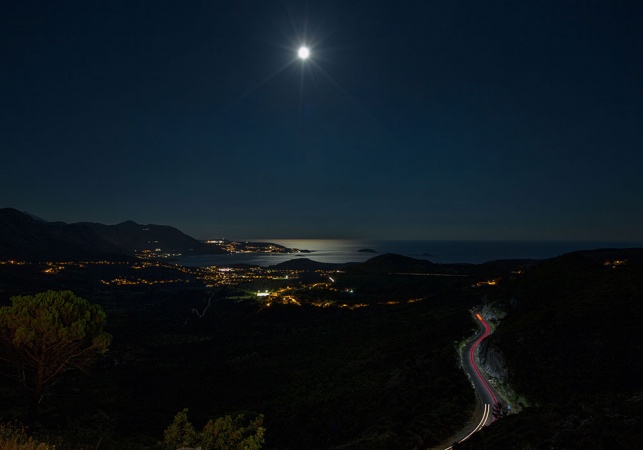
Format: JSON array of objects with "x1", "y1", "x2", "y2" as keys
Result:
[
  {"x1": 480, "y1": 303, "x2": 507, "y2": 321},
  {"x1": 477, "y1": 339, "x2": 508, "y2": 383}
]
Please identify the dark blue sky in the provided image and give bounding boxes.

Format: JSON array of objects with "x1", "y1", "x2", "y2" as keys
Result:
[{"x1": 1, "y1": 1, "x2": 642, "y2": 240}]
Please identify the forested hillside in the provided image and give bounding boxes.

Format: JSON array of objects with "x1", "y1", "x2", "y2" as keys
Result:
[{"x1": 457, "y1": 249, "x2": 643, "y2": 449}]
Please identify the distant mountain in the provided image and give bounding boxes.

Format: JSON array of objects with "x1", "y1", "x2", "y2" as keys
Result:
[
  {"x1": 0, "y1": 208, "x2": 226, "y2": 261},
  {"x1": 0, "y1": 208, "x2": 124, "y2": 260},
  {"x1": 347, "y1": 253, "x2": 437, "y2": 273},
  {"x1": 270, "y1": 258, "x2": 349, "y2": 271},
  {"x1": 22, "y1": 211, "x2": 48, "y2": 222},
  {"x1": 77, "y1": 220, "x2": 210, "y2": 254}
]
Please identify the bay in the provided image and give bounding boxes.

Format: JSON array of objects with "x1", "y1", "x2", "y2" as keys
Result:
[{"x1": 177, "y1": 240, "x2": 643, "y2": 267}]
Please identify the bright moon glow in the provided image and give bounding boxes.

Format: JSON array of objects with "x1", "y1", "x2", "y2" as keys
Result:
[{"x1": 298, "y1": 46, "x2": 310, "y2": 60}]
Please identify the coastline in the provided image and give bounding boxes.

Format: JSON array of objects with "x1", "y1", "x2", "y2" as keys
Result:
[{"x1": 178, "y1": 239, "x2": 643, "y2": 267}]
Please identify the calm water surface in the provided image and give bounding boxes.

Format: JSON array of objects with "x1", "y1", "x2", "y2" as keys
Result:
[{"x1": 177, "y1": 240, "x2": 643, "y2": 267}]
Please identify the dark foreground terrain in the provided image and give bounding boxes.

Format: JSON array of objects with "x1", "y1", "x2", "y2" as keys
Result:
[
  {"x1": 456, "y1": 249, "x2": 643, "y2": 449},
  {"x1": 0, "y1": 254, "x2": 512, "y2": 449},
  {"x1": 1, "y1": 249, "x2": 642, "y2": 449}
]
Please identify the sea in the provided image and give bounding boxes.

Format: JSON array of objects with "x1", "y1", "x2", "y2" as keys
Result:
[{"x1": 177, "y1": 240, "x2": 643, "y2": 268}]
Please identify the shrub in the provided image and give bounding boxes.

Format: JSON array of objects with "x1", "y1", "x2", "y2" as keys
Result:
[
  {"x1": 162, "y1": 409, "x2": 265, "y2": 450},
  {"x1": 0, "y1": 422, "x2": 54, "y2": 450}
]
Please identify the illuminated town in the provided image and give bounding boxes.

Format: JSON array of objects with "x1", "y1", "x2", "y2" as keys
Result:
[
  {"x1": 135, "y1": 239, "x2": 304, "y2": 260},
  {"x1": 0, "y1": 256, "x2": 439, "y2": 311}
]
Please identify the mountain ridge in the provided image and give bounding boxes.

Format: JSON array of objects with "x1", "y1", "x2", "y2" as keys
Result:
[{"x1": 0, "y1": 208, "x2": 224, "y2": 261}]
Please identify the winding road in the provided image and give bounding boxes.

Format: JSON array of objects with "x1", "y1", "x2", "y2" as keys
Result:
[{"x1": 436, "y1": 310, "x2": 501, "y2": 449}]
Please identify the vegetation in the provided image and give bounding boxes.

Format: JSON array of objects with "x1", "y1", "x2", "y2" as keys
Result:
[
  {"x1": 0, "y1": 290, "x2": 111, "y2": 422},
  {"x1": 163, "y1": 409, "x2": 265, "y2": 450},
  {"x1": 3, "y1": 212, "x2": 641, "y2": 447},
  {"x1": 456, "y1": 250, "x2": 643, "y2": 449},
  {"x1": 492, "y1": 252, "x2": 643, "y2": 403},
  {"x1": 0, "y1": 422, "x2": 54, "y2": 450},
  {"x1": 11, "y1": 250, "x2": 634, "y2": 448},
  {"x1": 0, "y1": 261, "x2": 481, "y2": 448}
]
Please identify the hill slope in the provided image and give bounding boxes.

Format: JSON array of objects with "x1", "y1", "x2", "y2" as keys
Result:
[
  {"x1": 0, "y1": 208, "x2": 225, "y2": 260},
  {"x1": 458, "y1": 248, "x2": 643, "y2": 449},
  {"x1": 78, "y1": 220, "x2": 208, "y2": 254},
  {"x1": 0, "y1": 208, "x2": 123, "y2": 260}
]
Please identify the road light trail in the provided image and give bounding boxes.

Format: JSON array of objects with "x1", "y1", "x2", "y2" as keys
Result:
[
  {"x1": 436, "y1": 311, "x2": 501, "y2": 449},
  {"x1": 468, "y1": 314, "x2": 499, "y2": 408},
  {"x1": 444, "y1": 404, "x2": 490, "y2": 450}
]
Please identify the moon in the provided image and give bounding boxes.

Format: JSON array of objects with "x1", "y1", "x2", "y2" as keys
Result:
[{"x1": 297, "y1": 46, "x2": 310, "y2": 60}]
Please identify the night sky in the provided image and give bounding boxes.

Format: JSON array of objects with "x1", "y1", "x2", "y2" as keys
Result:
[{"x1": 2, "y1": 1, "x2": 642, "y2": 240}]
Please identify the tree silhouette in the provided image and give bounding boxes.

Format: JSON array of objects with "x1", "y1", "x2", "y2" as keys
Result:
[
  {"x1": 163, "y1": 409, "x2": 265, "y2": 450},
  {"x1": 0, "y1": 290, "x2": 111, "y2": 422}
]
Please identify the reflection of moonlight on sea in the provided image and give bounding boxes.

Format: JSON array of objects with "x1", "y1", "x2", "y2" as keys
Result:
[{"x1": 298, "y1": 46, "x2": 310, "y2": 60}]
